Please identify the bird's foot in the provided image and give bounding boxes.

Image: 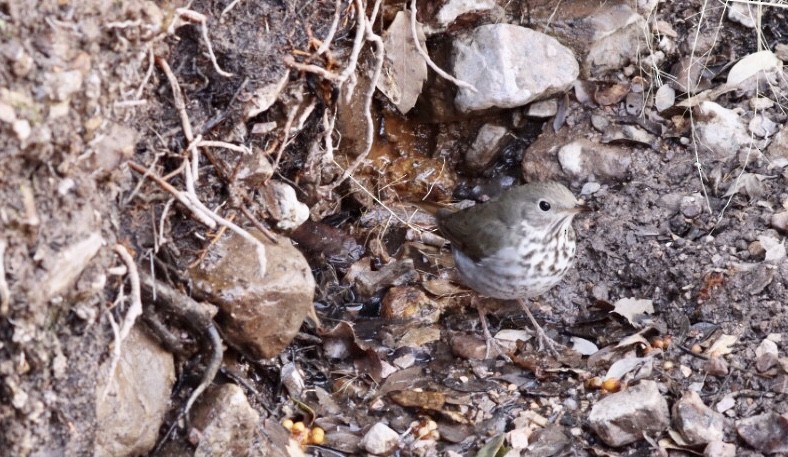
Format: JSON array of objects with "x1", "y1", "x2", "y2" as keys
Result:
[
  {"x1": 518, "y1": 299, "x2": 564, "y2": 357},
  {"x1": 483, "y1": 335, "x2": 512, "y2": 361},
  {"x1": 533, "y1": 325, "x2": 563, "y2": 357},
  {"x1": 476, "y1": 301, "x2": 511, "y2": 361}
]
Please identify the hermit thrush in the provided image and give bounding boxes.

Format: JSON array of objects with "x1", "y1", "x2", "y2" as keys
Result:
[{"x1": 436, "y1": 181, "x2": 587, "y2": 355}]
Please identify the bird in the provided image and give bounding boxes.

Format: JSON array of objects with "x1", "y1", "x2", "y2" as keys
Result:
[{"x1": 435, "y1": 181, "x2": 587, "y2": 356}]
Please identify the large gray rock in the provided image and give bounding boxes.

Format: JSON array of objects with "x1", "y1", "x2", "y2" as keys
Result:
[
  {"x1": 189, "y1": 230, "x2": 316, "y2": 359},
  {"x1": 673, "y1": 391, "x2": 725, "y2": 445},
  {"x1": 453, "y1": 24, "x2": 578, "y2": 112},
  {"x1": 95, "y1": 325, "x2": 175, "y2": 457},
  {"x1": 191, "y1": 384, "x2": 260, "y2": 457},
  {"x1": 588, "y1": 380, "x2": 669, "y2": 447}
]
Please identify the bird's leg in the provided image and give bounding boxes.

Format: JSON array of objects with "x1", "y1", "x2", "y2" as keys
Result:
[
  {"x1": 473, "y1": 297, "x2": 510, "y2": 360},
  {"x1": 518, "y1": 299, "x2": 563, "y2": 356}
]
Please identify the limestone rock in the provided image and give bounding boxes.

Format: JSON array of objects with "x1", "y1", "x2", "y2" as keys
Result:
[
  {"x1": 588, "y1": 380, "x2": 669, "y2": 447},
  {"x1": 191, "y1": 384, "x2": 260, "y2": 457},
  {"x1": 672, "y1": 391, "x2": 725, "y2": 445},
  {"x1": 453, "y1": 24, "x2": 578, "y2": 113},
  {"x1": 189, "y1": 230, "x2": 316, "y2": 358},
  {"x1": 95, "y1": 325, "x2": 175, "y2": 457}
]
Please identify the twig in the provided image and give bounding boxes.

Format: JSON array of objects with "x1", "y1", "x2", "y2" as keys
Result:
[
  {"x1": 113, "y1": 245, "x2": 143, "y2": 344},
  {"x1": 176, "y1": 8, "x2": 234, "y2": 77},
  {"x1": 221, "y1": 0, "x2": 243, "y2": 18},
  {"x1": 127, "y1": 161, "x2": 217, "y2": 229},
  {"x1": 337, "y1": 0, "x2": 369, "y2": 85},
  {"x1": 284, "y1": 55, "x2": 342, "y2": 81},
  {"x1": 317, "y1": 0, "x2": 344, "y2": 55},
  {"x1": 409, "y1": 0, "x2": 477, "y2": 93},
  {"x1": 135, "y1": 47, "x2": 155, "y2": 100},
  {"x1": 325, "y1": 0, "x2": 384, "y2": 190},
  {"x1": 157, "y1": 198, "x2": 175, "y2": 252},
  {"x1": 102, "y1": 244, "x2": 143, "y2": 400},
  {"x1": 0, "y1": 239, "x2": 9, "y2": 316},
  {"x1": 156, "y1": 57, "x2": 194, "y2": 142},
  {"x1": 141, "y1": 271, "x2": 223, "y2": 453},
  {"x1": 183, "y1": 164, "x2": 268, "y2": 277},
  {"x1": 271, "y1": 104, "x2": 300, "y2": 173},
  {"x1": 239, "y1": 206, "x2": 278, "y2": 243},
  {"x1": 197, "y1": 140, "x2": 251, "y2": 154}
]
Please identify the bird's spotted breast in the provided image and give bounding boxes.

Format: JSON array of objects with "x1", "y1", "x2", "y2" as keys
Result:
[{"x1": 452, "y1": 220, "x2": 577, "y2": 300}]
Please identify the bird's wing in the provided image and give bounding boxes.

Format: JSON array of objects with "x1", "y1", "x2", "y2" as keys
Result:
[{"x1": 436, "y1": 199, "x2": 518, "y2": 262}]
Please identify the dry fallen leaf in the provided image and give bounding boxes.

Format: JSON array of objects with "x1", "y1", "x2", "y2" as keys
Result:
[
  {"x1": 727, "y1": 50, "x2": 782, "y2": 87},
  {"x1": 612, "y1": 298, "x2": 654, "y2": 327},
  {"x1": 376, "y1": 11, "x2": 428, "y2": 114},
  {"x1": 707, "y1": 334, "x2": 738, "y2": 357}
]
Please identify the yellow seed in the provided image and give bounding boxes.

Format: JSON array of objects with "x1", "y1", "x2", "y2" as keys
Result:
[
  {"x1": 310, "y1": 427, "x2": 325, "y2": 445},
  {"x1": 292, "y1": 421, "x2": 306, "y2": 433},
  {"x1": 663, "y1": 335, "x2": 672, "y2": 348},
  {"x1": 652, "y1": 339, "x2": 665, "y2": 349},
  {"x1": 663, "y1": 361, "x2": 674, "y2": 370},
  {"x1": 602, "y1": 378, "x2": 621, "y2": 393},
  {"x1": 282, "y1": 419, "x2": 294, "y2": 431},
  {"x1": 691, "y1": 344, "x2": 702, "y2": 354}
]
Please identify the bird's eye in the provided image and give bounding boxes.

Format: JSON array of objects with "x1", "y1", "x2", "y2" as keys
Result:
[{"x1": 539, "y1": 200, "x2": 551, "y2": 211}]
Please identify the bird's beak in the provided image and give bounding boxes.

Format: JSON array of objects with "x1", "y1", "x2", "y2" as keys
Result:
[{"x1": 570, "y1": 200, "x2": 591, "y2": 214}]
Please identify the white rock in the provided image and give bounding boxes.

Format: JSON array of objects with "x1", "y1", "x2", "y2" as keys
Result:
[
  {"x1": 527, "y1": 99, "x2": 559, "y2": 118},
  {"x1": 727, "y1": 2, "x2": 756, "y2": 28},
  {"x1": 584, "y1": 4, "x2": 646, "y2": 75},
  {"x1": 453, "y1": 24, "x2": 578, "y2": 112},
  {"x1": 437, "y1": 0, "x2": 497, "y2": 26},
  {"x1": 673, "y1": 391, "x2": 726, "y2": 445},
  {"x1": 588, "y1": 380, "x2": 669, "y2": 447},
  {"x1": 360, "y1": 422, "x2": 399, "y2": 455},
  {"x1": 466, "y1": 123, "x2": 508, "y2": 170},
  {"x1": 705, "y1": 441, "x2": 736, "y2": 457},
  {"x1": 694, "y1": 101, "x2": 750, "y2": 158},
  {"x1": 268, "y1": 181, "x2": 309, "y2": 230},
  {"x1": 654, "y1": 84, "x2": 675, "y2": 112},
  {"x1": 557, "y1": 139, "x2": 631, "y2": 182},
  {"x1": 748, "y1": 114, "x2": 778, "y2": 138}
]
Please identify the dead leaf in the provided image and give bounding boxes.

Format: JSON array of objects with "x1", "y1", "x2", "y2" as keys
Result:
[
  {"x1": 605, "y1": 355, "x2": 654, "y2": 381},
  {"x1": 388, "y1": 390, "x2": 446, "y2": 411},
  {"x1": 759, "y1": 234, "x2": 786, "y2": 262},
  {"x1": 612, "y1": 298, "x2": 654, "y2": 327},
  {"x1": 376, "y1": 11, "x2": 428, "y2": 114},
  {"x1": 727, "y1": 50, "x2": 782, "y2": 87},
  {"x1": 707, "y1": 334, "x2": 738, "y2": 357},
  {"x1": 723, "y1": 173, "x2": 773, "y2": 199},
  {"x1": 570, "y1": 336, "x2": 599, "y2": 356}
]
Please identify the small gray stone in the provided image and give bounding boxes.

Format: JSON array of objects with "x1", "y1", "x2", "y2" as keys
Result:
[
  {"x1": 673, "y1": 391, "x2": 726, "y2": 445},
  {"x1": 680, "y1": 194, "x2": 703, "y2": 218},
  {"x1": 771, "y1": 211, "x2": 788, "y2": 234},
  {"x1": 360, "y1": 422, "x2": 400, "y2": 455},
  {"x1": 588, "y1": 380, "x2": 669, "y2": 447},
  {"x1": 191, "y1": 384, "x2": 260, "y2": 457},
  {"x1": 466, "y1": 124, "x2": 508, "y2": 170},
  {"x1": 704, "y1": 441, "x2": 736, "y2": 457},
  {"x1": 557, "y1": 139, "x2": 631, "y2": 182},
  {"x1": 736, "y1": 413, "x2": 788, "y2": 454},
  {"x1": 654, "y1": 84, "x2": 676, "y2": 112},
  {"x1": 95, "y1": 325, "x2": 175, "y2": 457}
]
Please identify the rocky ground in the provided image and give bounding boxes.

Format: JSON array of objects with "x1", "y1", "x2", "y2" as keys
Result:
[{"x1": 1, "y1": 0, "x2": 787, "y2": 456}]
